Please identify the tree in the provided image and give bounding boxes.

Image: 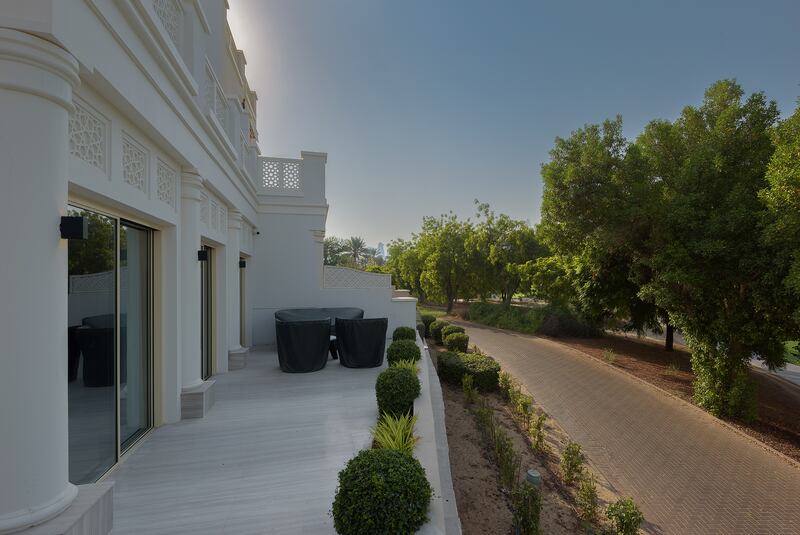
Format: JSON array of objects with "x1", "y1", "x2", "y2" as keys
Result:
[
  {"x1": 386, "y1": 239, "x2": 426, "y2": 299},
  {"x1": 760, "y1": 103, "x2": 800, "y2": 322},
  {"x1": 469, "y1": 201, "x2": 543, "y2": 305},
  {"x1": 637, "y1": 80, "x2": 795, "y2": 418},
  {"x1": 342, "y1": 236, "x2": 369, "y2": 266},
  {"x1": 537, "y1": 116, "x2": 663, "y2": 337},
  {"x1": 323, "y1": 237, "x2": 346, "y2": 266},
  {"x1": 416, "y1": 213, "x2": 474, "y2": 312}
]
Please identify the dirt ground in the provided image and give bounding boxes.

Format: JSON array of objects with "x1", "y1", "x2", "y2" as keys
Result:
[
  {"x1": 432, "y1": 347, "x2": 617, "y2": 534},
  {"x1": 556, "y1": 333, "x2": 800, "y2": 464}
]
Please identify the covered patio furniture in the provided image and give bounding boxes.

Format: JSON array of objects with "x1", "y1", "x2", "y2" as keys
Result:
[
  {"x1": 275, "y1": 317, "x2": 331, "y2": 373},
  {"x1": 76, "y1": 326, "x2": 115, "y2": 387},
  {"x1": 335, "y1": 317, "x2": 388, "y2": 368}
]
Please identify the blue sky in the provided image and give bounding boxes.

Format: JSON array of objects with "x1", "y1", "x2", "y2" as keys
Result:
[{"x1": 228, "y1": 0, "x2": 800, "y2": 247}]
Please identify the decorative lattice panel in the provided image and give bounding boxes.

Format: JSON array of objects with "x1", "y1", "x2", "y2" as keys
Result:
[
  {"x1": 323, "y1": 266, "x2": 392, "y2": 288},
  {"x1": 156, "y1": 160, "x2": 176, "y2": 208},
  {"x1": 122, "y1": 135, "x2": 147, "y2": 193},
  {"x1": 153, "y1": 0, "x2": 181, "y2": 47},
  {"x1": 69, "y1": 101, "x2": 106, "y2": 171},
  {"x1": 260, "y1": 159, "x2": 302, "y2": 190},
  {"x1": 261, "y1": 159, "x2": 280, "y2": 188}
]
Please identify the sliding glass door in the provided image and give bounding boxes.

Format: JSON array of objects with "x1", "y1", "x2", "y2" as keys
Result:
[
  {"x1": 67, "y1": 205, "x2": 152, "y2": 484},
  {"x1": 201, "y1": 245, "x2": 213, "y2": 380},
  {"x1": 119, "y1": 222, "x2": 151, "y2": 449}
]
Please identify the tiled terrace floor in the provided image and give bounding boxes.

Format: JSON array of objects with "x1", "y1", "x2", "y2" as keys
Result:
[{"x1": 108, "y1": 348, "x2": 384, "y2": 534}]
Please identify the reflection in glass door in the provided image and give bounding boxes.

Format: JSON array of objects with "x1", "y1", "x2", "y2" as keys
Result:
[
  {"x1": 120, "y1": 222, "x2": 151, "y2": 449},
  {"x1": 67, "y1": 207, "x2": 117, "y2": 484},
  {"x1": 201, "y1": 245, "x2": 213, "y2": 380},
  {"x1": 67, "y1": 206, "x2": 152, "y2": 484}
]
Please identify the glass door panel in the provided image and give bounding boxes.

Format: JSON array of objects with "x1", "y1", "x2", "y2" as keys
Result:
[
  {"x1": 119, "y1": 222, "x2": 151, "y2": 449},
  {"x1": 67, "y1": 206, "x2": 117, "y2": 484},
  {"x1": 201, "y1": 245, "x2": 213, "y2": 380}
]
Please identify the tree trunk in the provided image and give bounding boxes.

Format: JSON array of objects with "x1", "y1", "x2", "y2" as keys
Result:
[
  {"x1": 665, "y1": 323, "x2": 674, "y2": 352},
  {"x1": 446, "y1": 296, "x2": 454, "y2": 313}
]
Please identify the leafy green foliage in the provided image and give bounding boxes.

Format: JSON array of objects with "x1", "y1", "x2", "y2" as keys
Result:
[
  {"x1": 375, "y1": 367, "x2": 420, "y2": 417},
  {"x1": 461, "y1": 374, "x2": 478, "y2": 404},
  {"x1": 429, "y1": 320, "x2": 450, "y2": 344},
  {"x1": 605, "y1": 498, "x2": 644, "y2": 535},
  {"x1": 392, "y1": 326, "x2": 417, "y2": 342},
  {"x1": 420, "y1": 313, "x2": 437, "y2": 335},
  {"x1": 437, "y1": 351, "x2": 500, "y2": 391},
  {"x1": 472, "y1": 399, "x2": 521, "y2": 491},
  {"x1": 576, "y1": 474, "x2": 599, "y2": 523},
  {"x1": 390, "y1": 358, "x2": 419, "y2": 375},
  {"x1": 469, "y1": 302, "x2": 598, "y2": 338},
  {"x1": 603, "y1": 348, "x2": 616, "y2": 364},
  {"x1": 441, "y1": 324, "x2": 466, "y2": 338},
  {"x1": 386, "y1": 339, "x2": 421, "y2": 365},
  {"x1": 529, "y1": 412, "x2": 547, "y2": 452},
  {"x1": 332, "y1": 449, "x2": 432, "y2": 535},
  {"x1": 498, "y1": 370, "x2": 516, "y2": 400},
  {"x1": 512, "y1": 484, "x2": 543, "y2": 535},
  {"x1": 560, "y1": 441, "x2": 584, "y2": 486},
  {"x1": 372, "y1": 413, "x2": 419, "y2": 455},
  {"x1": 444, "y1": 332, "x2": 470, "y2": 352}
]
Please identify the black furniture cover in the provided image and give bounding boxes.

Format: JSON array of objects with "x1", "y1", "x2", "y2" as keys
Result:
[
  {"x1": 275, "y1": 318, "x2": 331, "y2": 373},
  {"x1": 335, "y1": 318, "x2": 388, "y2": 368},
  {"x1": 275, "y1": 307, "x2": 364, "y2": 335},
  {"x1": 76, "y1": 326, "x2": 115, "y2": 387}
]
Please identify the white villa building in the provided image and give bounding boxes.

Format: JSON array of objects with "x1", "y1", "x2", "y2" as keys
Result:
[{"x1": 0, "y1": 2, "x2": 430, "y2": 533}]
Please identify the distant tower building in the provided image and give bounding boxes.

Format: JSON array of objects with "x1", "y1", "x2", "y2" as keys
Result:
[{"x1": 376, "y1": 242, "x2": 386, "y2": 259}]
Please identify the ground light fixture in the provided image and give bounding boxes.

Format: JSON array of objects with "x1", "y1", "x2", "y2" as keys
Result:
[{"x1": 526, "y1": 468, "x2": 542, "y2": 487}]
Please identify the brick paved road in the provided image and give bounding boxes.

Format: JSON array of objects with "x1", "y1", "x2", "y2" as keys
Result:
[{"x1": 458, "y1": 321, "x2": 800, "y2": 535}]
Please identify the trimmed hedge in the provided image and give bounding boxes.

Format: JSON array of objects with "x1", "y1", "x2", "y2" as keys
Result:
[
  {"x1": 441, "y1": 324, "x2": 465, "y2": 339},
  {"x1": 438, "y1": 351, "x2": 500, "y2": 391},
  {"x1": 469, "y1": 302, "x2": 599, "y2": 338},
  {"x1": 376, "y1": 367, "x2": 420, "y2": 417},
  {"x1": 332, "y1": 448, "x2": 432, "y2": 535},
  {"x1": 416, "y1": 322, "x2": 426, "y2": 339},
  {"x1": 444, "y1": 332, "x2": 469, "y2": 352},
  {"x1": 420, "y1": 314, "x2": 437, "y2": 335},
  {"x1": 392, "y1": 326, "x2": 417, "y2": 342},
  {"x1": 386, "y1": 339, "x2": 421, "y2": 365},
  {"x1": 429, "y1": 320, "x2": 449, "y2": 344}
]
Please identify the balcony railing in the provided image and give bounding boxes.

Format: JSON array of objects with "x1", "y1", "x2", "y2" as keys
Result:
[{"x1": 258, "y1": 157, "x2": 302, "y2": 195}]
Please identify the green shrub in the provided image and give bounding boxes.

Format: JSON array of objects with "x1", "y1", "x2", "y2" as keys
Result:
[
  {"x1": 391, "y1": 358, "x2": 419, "y2": 374},
  {"x1": 375, "y1": 367, "x2": 420, "y2": 417},
  {"x1": 372, "y1": 412, "x2": 418, "y2": 455},
  {"x1": 462, "y1": 374, "x2": 478, "y2": 404},
  {"x1": 416, "y1": 322, "x2": 426, "y2": 339},
  {"x1": 429, "y1": 320, "x2": 450, "y2": 344},
  {"x1": 576, "y1": 474, "x2": 599, "y2": 523},
  {"x1": 386, "y1": 339, "x2": 421, "y2": 365},
  {"x1": 512, "y1": 484, "x2": 542, "y2": 535},
  {"x1": 494, "y1": 428, "x2": 521, "y2": 490},
  {"x1": 603, "y1": 348, "x2": 616, "y2": 364},
  {"x1": 560, "y1": 441, "x2": 584, "y2": 486},
  {"x1": 605, "y1": 498, "x2": 644, "y2": 535},
  {"x1": 441, "y1": 324, "x2": 465, "y2": 339},
  {"x1": 468, "y1": 302, "x2": 599, "y2": 338},
  {"x1": 420, "y1": 314, "x2": 437, "y2": 335},
  {"x1": 392, "y1": 326, "x2": 417, "y2": 342},
  {"x1": 498, "y1": 370, "x2": 515, "y2": 400},
  {"x1": 691, "y1": 347, "x2": 756, "y2": 420},
  {"x1": 536, "y1": 307, "x2": 599, "y2": 338},
  {"x1": 437, "y1": 351, "x2": 500, "y2": 391},
  {"x1": 444, "y1": 332, "x2": 470, "y2": 352},
  {"x1": 332, "y1": 449, "x2": 432, "y2": 534},
  {"x1": 529, "y1": 412, "x2": 547, "y2": 452}
]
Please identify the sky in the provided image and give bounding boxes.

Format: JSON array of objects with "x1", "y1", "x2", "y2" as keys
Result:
[{"x1": 227, "y1": 0, "x2": 800, "y2": 247}]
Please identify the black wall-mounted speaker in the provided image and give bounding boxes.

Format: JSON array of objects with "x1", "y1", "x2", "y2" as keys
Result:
[
  {"x1": 197, "y1": 249, "x2": 209, "y2": 261},
  {"x1": 239, "y1": 259, "x2": 246, "y2": 268},
  {"x1": 60, "y1": 216, "x2": 88, "y2": 240}
]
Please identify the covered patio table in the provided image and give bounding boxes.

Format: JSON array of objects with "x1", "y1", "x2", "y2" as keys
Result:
[{"x1": 274, "y1": 307, "x2": 364, "y2": 372}]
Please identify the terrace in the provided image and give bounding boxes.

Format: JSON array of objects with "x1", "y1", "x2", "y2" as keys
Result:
[{"x1": 107, "y1": 344, "x2": 456, "y2": 534}]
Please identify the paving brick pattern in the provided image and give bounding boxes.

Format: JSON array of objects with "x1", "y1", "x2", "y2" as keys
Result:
[{"x1": 460, "y1": 322, "x2": 800, "y2": 535}]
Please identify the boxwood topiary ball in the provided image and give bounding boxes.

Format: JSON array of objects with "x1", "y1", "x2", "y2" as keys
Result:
[
  {"x1": 441, "y1": 324, "x2": 465, "y2": 339},
  {"x1": 386, "y1": 339, "x2": 421, "y2": 365},
  {"x1": 420, "y1": 314, "x2": 437, "y2": 335},
  {"x1": 376, "y1": 366, "x2": 421, "y2": 417},
  {"x1": 444, "y1": 332, "x2": 469, "y2": 352},
  {"x1": 332, "y1": 448, "x2": 432, "y2": 535},
  {"x1": 429, "y1": 320, "x2": 450, "y2": 344},
  {"x1": 392, "y1": 326, "x2": 417, "y2": 342}
]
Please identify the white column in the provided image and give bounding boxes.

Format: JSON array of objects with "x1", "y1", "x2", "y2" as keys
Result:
[
  {"x1": 226, "y1": 210, "x2": 243, "y2": 352},
  {"x1": 0, "y1": 30, "x2": 80, "y2": 532},
  {"x1": 179, "y1": 169, "x2": 204, "y2": 390}
]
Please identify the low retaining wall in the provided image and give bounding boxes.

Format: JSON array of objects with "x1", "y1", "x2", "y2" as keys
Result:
[{"x1": 415, "y1": 335, "x2": 462, "y2": 535}]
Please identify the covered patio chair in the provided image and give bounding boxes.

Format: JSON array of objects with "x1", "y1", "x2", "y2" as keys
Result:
[
  {"x1": 275, "y1": 317, "x2": 331, "y2": 373},
  {"x1": 335, "y1": 317, "x2": 388, "y2": 368}
]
